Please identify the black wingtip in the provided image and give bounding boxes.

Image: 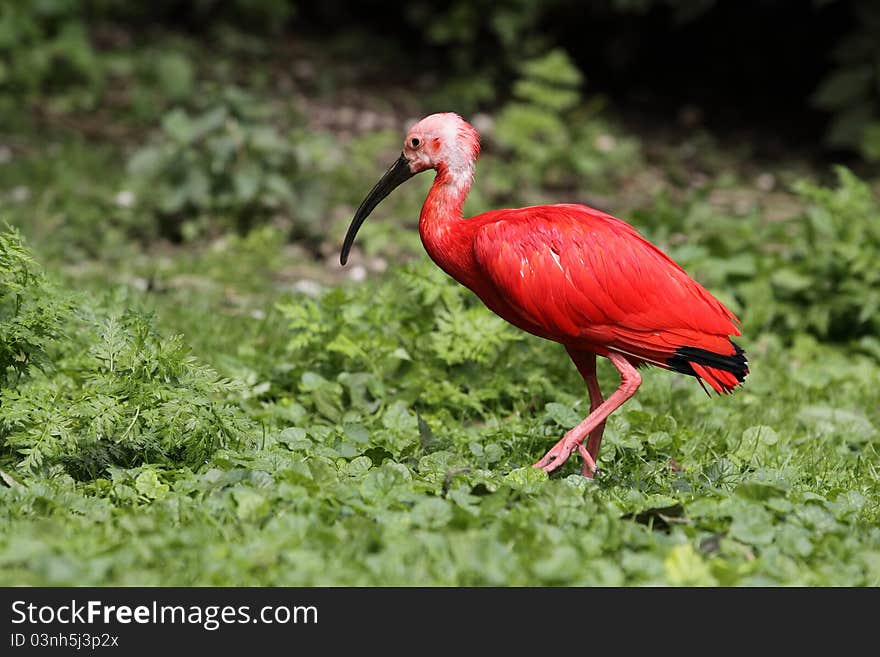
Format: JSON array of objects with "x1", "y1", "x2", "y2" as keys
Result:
[{"x1": 667, "y1": 341, "x2": 749, "y2": 383}]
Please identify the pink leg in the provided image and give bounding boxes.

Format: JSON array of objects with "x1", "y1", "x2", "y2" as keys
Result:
[
  {"x1": 563, "y1": 349, "x2": 607, "y2": 476},
  {"x1": 533, "y1": 351, "x2": 641, "y2": 477},
  {"x1": 583, "y1": 368, "x2": 607, "y2": 477}
]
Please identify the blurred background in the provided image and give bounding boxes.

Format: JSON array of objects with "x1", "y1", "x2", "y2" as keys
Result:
[
  {"x1": 2, "y1": 0, "x2": 879, "y2": 248},
  {"x1": 3, "y1": 0, "x2": 880, "y2": 342}
]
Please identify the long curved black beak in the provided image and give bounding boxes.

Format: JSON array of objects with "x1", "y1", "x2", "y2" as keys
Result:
[{"x1": 340, "y1": 153, "x2": 415, "y2": 265}]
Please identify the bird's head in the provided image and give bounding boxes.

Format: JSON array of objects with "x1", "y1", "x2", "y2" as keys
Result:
[
  {"x1": 402, "y1": 112, "x2": 481, "y2": 176},
  {"x1": 340, "y1": 112, "x2": 480, "y2": 265}
]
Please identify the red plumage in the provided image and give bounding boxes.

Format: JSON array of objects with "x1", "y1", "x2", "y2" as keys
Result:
[
  {"x1": 342, "y1": 113, "x2": 748, "y2": 477},
  {"x1": 467, "y1": 205, "x2": 744, "y2": 390}
]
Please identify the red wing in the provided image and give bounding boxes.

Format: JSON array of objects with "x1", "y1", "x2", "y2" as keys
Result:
[{"x1": 472, "y1": 204, "x2": 741, "y2": 362}]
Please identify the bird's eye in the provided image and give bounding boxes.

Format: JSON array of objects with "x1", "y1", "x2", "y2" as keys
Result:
[{"x1": 410, "y1": 138, "x2": 420, "y2": 148}]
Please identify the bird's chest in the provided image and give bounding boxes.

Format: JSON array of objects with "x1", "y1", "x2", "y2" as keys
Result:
[
  {"x1": 420, "y1": 222, "x2": 545, "y2": 336},
  {"x1": 419, "y1": 222, "x2": 479, "y2": 288}
]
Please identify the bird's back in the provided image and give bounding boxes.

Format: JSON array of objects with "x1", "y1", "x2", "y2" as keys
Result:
[{"x1": 465, "y1": 203, "x2": 747, "y2": 392}]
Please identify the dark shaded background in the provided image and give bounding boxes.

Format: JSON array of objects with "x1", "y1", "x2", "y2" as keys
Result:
[{"x1": 6, "y1": 0, "x2": 870, "y2": 156}]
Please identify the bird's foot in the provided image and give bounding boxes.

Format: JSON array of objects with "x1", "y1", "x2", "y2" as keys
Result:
[
  {"x1": 533, "y1": 436, "x2": 597, "y2": 478},
  {"x1": 533, "y1": 436, "x2": 580, "y2": 474},
  {"x1": 577, "y1": 442, "x2": 597, "y2": 479}
]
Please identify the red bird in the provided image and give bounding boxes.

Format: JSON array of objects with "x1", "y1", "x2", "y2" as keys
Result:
[{"x1": 341, "y1": 113, "x2": 747, "y2": 477}]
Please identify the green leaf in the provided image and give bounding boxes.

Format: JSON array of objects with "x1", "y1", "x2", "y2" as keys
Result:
[
  {"x1": 824, "y1": 102, "x2": 874, "y2": 148},
  {"x1": 409, "y1": 497, "x2": 453, "y2": 529},
  {"x1": 135, "y1": 470, "x2": 169, "y2": 500},
  {"x1": 233, "y1": 162, "x2": 262, "y2": 203},
  {"x1": 771, "y1": 269, "x2": 813, "y2": 294},
  {"x1": 155, "y1": 52, "x2": 194, "y2": 101},
  {"x1": 545, "y1": 402, "x2": 581, "y2": 428},
  {"x1": 665, "y1": 544, "x2": 715, "y2": 586},
  {"x1": 278, "y1": 428, "x2": 311, "y2": 451},
  {"x1": 519, "y1": 49, "x2": 583, "y2": 87},
  {"x1": 233, "y1": 488, "x2": 269, "y2": 521},
  {"x1": 799, "y1": 406, "x2": 876, "y2": 443},
  {"x1": 861, "y1": 121, "x2": 880, "y2": 161},
  {"x1": 161, "y1": 109, "x2": 194, "y2": 143},
  {"x1": 382, "y1": 401, "x2": 418, "y2": 434},
  {"x1": 741, "y1": 425, "x2": 780, "y2": 446},
  {"x1": 502, "y1": 467, "x2": 547, "y2": 492},
  {"x1": 812, "y1": 66, "x2": 873, "y2": 110},
  {"x1": 729, "y1": 504, "x2": 776, "y2": 547},
  {"x1": 735, "y1": 480, "x2": 787, "y2": 502}
]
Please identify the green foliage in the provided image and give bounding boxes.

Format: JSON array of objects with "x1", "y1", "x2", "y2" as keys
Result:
[
  {"x1": 1, "y1": 310, "x2": 249, "y2": 476},
  {"x1": 410, "y1": 0, "x2": 548, "y2": 68},
  {"x1": 0, "y1": 230, "x2": 252, "y2": 477},
  {"x1": 0, "y1": 139, "x2": 142, "y2": 262},
  {"x1": 0, "y1": 2, "x2": 103, "y2": 108},
  {"x1": 3, "y1": 0, "x2": 880, "y2": 162},
  {"x1": 277, "y1": 261, "x2": 557, "y2": 428},
  {"x1": 655, "y1": 167, "x2": 880, "y2": 343},
  {"x1": 776, "y1": 167, "x2": 880, "y2": 338},
  {"x1": 0, "y1": 2, "x2": 292, "y2": 126},
  {"x1": 1, "y1": 253, "x2": 879, "y2": 584},
  {"x1": 0, "y1": 228, "x2": 68, "y2": 385},
  {"x1": 127, "y1": 88, "x2": 328, "y2": 241},
  {"x1": 408, "y1": 0, "x2": 712, "y2": 73},
  {"x1": 3, "y1": 160, "x2": 880, "y2": 584},
  {"x1": 492, "y1": 49, "x2": 641, "y2": 194},
  {"x1": 812, "y1": 1, "x2": 880, "y2": 159}
]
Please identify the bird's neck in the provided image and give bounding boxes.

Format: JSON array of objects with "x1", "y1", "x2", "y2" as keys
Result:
[
  {"x1": 420, "y1": 161, "x2": 473, "y2": 224},
  {"x1": 418, "y1": 161, "x2": 476, "y2": 281}
]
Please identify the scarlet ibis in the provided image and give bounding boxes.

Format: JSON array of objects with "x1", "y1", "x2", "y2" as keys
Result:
[{"x1": 341, "y1": 112, "x2": 747, "y2": 477}]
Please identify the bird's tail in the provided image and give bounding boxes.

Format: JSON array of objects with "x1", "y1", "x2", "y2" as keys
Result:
[{"x1": 667, "y1": 342, "x2": 748, "y2": 394}]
